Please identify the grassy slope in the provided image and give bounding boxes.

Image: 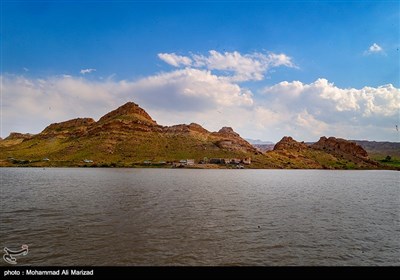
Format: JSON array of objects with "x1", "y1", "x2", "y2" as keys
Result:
[
  {"x1": 0, "y1": 131, "x2": 255, "y2": 167},
  {"x1": 373, "y1": 156, "x2": 400, "y2": 168},
  {"x1": 0, "y1": 132, "x2": 393, "y2": 170}
]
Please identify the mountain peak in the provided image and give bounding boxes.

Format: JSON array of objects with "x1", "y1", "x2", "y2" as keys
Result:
[
  {"x1": 97, "y1": 102, "x2": 157, "y2": 125},
  {"x1": 217, "y1": 127, "x2": 240, "y2": 137},
  {"x1": 274, "y1": 136, "x2": 308, "y2": 151}
]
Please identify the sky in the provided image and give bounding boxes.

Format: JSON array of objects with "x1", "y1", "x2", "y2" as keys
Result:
[{"x1": 1, "y1": 0, "x2": 399, "y2": 142}]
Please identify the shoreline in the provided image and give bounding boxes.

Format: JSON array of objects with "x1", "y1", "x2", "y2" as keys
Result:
[{"x1": 1, "y1": 164, "x2": 398, "y2": 171}]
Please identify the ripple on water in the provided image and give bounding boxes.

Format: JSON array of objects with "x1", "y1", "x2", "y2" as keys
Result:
[{"x1": 1, "y1": 168, "x2": 399, "y2": 266}]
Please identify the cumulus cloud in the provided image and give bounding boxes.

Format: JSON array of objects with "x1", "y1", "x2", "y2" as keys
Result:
[
  {"x1": 158, "y1": 53, "x2": 192, "y2": 67},
  {"x1": 158, "y1": 50, "x2": 296, "y2": 82},
  {"x1": 262, "y1": 78, "x2": 399, "y2": 117},
  {"x1": 364, "y1": 43, "x2": 384, "y2": 55},
  {"x1": 126, "y1": 68, "x2": 253, "y2": 111},
  {"x1": 80, "y1": 68, "x2": 96, "y2": 74},
  {"x1": 261, "y1": 79, "x2": 399, "y2": 140},
  {"x1": 2, "y1": 46, "x2": 398, "y2": 142},
  {"x1": 0, "y1": 70, "x2": 253, "y2": 137},
  {"x1": 2, "y1": 72, "x2": 399, "y2": 142}
]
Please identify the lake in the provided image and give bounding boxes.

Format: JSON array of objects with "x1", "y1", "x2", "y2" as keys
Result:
[{"x1": 1, "y1": 168, "x2": 399, "y2": 266}]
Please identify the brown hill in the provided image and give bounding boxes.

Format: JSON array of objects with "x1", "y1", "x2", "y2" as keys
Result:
[
  {"x1": 40, "y1": 118, "x2": 95, "y2": 138},
  {"x1": 0, "y1": 102, "x2": 259, "y2": 166},
  {"x1": 273, "y1": 136, "x2": 308, "y2": 152},
  {"x1": 353, "y1": 140, "x2": 400, "y2": 158},
  {"x1": 0, "y1": 101, "x2": 389, "y2": 169},
  {"x1": 311, "y1": 136, "x2": 370, "y2": 162},
  {"x1": 0, "y1": 132, "x2": 34, "y2": 147},
  {"x1": 4, "y1": 132, "x2": 34, "y2": 141}
]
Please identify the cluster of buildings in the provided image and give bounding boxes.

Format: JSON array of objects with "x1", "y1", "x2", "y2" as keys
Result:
[
  {"x1": 144, "y1": 157, "x2": 251, "y2": 167},
  {"x1": 206, "y1": 158, "x2": 251, "y2": 165}
]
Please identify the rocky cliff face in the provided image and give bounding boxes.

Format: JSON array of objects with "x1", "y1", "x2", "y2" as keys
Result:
[
  {"x1": 273, "y1": 136, "x2": 308, "y2": 151},
  {"x1": 311, "y1": 136, "x2": 370, "y2": 161}
]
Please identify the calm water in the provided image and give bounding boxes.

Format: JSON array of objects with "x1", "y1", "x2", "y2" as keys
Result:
[{"x1": 1, "y1": 168, "x2": 399, "y2": 266}]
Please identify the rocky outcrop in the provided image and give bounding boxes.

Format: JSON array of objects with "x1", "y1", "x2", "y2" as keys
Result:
[
  {"x1": 273, "y1": 136, "x2": 308, "y2": 151},
  {"x1": 40, "y1": 118, "x2": 95, "y2": 138},
  {"x1": 312, "y1": 136, "x2": 369, "y2": 160},
  {"x1": 88, "y1": 102, "x2": 161, "y2": 135},
  {"x1": 163, "y1": 123, "x2": 210, "y2": 134},
  {"x1": 0, "y1": 132, "x2": 35, "y2": 147},
  {"x1": 5, "y1": 132, "x2": 34, "y2": 141},
  {"x1": 212, "y1": 127, "x2": 259, "y2": 154},
  {"x1": 217, "y1": 127, "x2": 240, "y2": 137},
  {"x1": 97, "y1": 102, "x2": 157, "y2": 126}
]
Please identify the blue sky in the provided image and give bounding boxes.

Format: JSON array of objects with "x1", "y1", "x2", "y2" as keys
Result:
[{"x1": 1, "y1": 0, "x2": 399, "y2": 142}]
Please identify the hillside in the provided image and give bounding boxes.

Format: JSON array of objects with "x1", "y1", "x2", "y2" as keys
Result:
[
  {"x1": 0, "y1": 102, "x2": 260, "y2": 167},
  {"x1": 353, "y1": 140, "x2": 400, "y2": 158},
  {"x1": 0, "y1": 101, "x2": 393, "y2": 169},
  {"x1": 353, "y1": 140, "x2": 400, "y2": 168}
]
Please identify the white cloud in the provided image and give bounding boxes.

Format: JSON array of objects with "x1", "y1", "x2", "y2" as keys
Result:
[
  {"x1": 158, "y1": 53, "x2": 192, "y2": 67},
  {"x1": 1, "y1": 75, "x2": 119, "y2": 137},
  {"x1": 261, "y1": 79, "x2": 399, "y2": 140},
  {"x1": 295, "y1": 110, "x2": 328, "y2": 137},
  {"x1": 364, "y1": 43, "x2": 384, "y2": 55},
  {"x1": 80, "y1": 68, "x2": 96, "y2": 74},
  {"x1": 0, "y1": 70, "x2": 253, "y2": 137},
  {"x1": 2, "y1": 44, "x2": 398, "y2": 143},
  {"x1": 160, "y1": 50, "x2": 297, "y2": 82},
  {"x1": 2, "y1": 73, "x2": 398, "y2": 142},
  {"x1": 126, "y1": 68, "x2": 253, "y2": 111},
  {"x1": 261, "y1": 78, "x2": 399, "y2": 116}
]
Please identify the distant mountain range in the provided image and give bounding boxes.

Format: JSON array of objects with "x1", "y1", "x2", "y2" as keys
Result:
[
  {"x1": 0, "y1": 101, "x2": 396, "y2": 170},
  {"x1": 245, "y1": 139, "x2": 274, "y2": 145},
  {"x1": 352, "y1": 140, "x2": 400, "y2": 158}
]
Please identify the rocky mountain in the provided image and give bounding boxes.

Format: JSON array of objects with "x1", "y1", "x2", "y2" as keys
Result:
[
  {"x1": 312, "y1": 136, "x2": 369, "y2": 162},
  {"x1": 0, "y1": 102, "x2": 259, "y2": 166},
  {"x1": 273, "y1": 136, "x2": 308, "y2": 152},
  {"x1": 268, "y1": 135, "x2": 380, "y2": 169},
  {"x1": 0, "y1": 101, "x2": 392, "y2": 169}
]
